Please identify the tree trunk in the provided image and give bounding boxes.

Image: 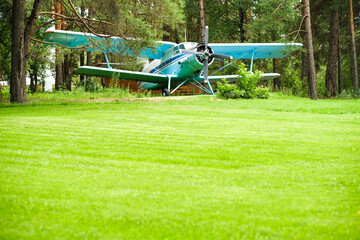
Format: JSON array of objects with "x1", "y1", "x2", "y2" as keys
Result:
[
  {"x1": 30, "y1": 73, "x2": 35, "y2": 93},
  {"x1": 325, "y1": 9, "x2": 339, "y2": 97},
  {"x1": 10, "y1": 0, "x2": 26, "y2": 103},
  {"x1": 55, "y1": 0, "x2": 63, "y2": 90},
  {"x1": 304, "y1": 0, "x2": 317, "y2": 100},
  {"x1": 55, "y1": 54, "x2": 63, "y2": 90},
  {"x1": 238, "y1": 7, "x2": 245, "y2": 43},
  {"x1": 349, "y1": 0, "x2": 358, "y2": 91},
  {"x1": 338, "y1": 26, "x2": 343, "y2": 94},
  {"x1": 63, "y1": 54, "x2": 71, "y2": 91},
  {"x1": 80, "y1": 52, "x2": 85, "y2": 83},
  {"x1": 34, "y1": 73, "x2": 38, "y2": 92},
  {"x1": 199, "y1": 0, "x2": 205, "y2": 42},
  {"x1": 85, "y1": 8, "x2": 93, "y2": 82},
  {"x1": 62, "y1": 8, "x2": 71, "y2": 91},
  {"x1": 10, "y1": 0, "x2": 43, "y2": 103},
  {"x1": 301, "y1": 52, "x2": 306, "y2": 91},
  {"x1": 273, "y1": 58, "x2": 280, "y2": 91}
]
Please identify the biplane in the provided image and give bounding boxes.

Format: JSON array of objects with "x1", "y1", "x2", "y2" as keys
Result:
[{"x1": 43, "y1": 26, "x2": 302, "y2": 96}]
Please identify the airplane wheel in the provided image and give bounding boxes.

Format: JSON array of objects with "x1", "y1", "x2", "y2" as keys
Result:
[{"x1": 162, "y1": 89, "x2": 170, "y2": 96}]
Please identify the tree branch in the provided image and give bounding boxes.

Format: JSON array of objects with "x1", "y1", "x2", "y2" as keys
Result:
[
  {"x1": 293, "y1": 14, "x2": 307, "y2": 43},
  {"x1": 24, "y1": 0, "x2": 43, "y2": 58},
  {"x1": 67, "y1": 0, "x2": 112, "y2": 39},
  {"x1": 40, "y1": 12, "x2": 115, "y2": 26},
  {"x1": 272, "y1": 3, "x2": 282, "y2": 15}
]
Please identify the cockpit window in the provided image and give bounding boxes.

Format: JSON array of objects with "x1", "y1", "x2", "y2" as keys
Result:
[{"x1": 179, "y1": 44, "x2": 185, "y2": 49}]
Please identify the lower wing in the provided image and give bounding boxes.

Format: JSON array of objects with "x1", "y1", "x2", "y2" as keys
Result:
[
  {"x1": 76, "y1": 66, "x2": 172, "y2": 84},
  {"x1": 196, "y1": 73, "x2": 280, "y2": 83}
]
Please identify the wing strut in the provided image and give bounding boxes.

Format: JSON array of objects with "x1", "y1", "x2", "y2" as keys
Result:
[
  {"x1": 169, "y1": 79, "x2": 214, "y2": 95},
  {"x1": 206, "y1": 80, "x2": 215, "y2": 95},
  {"x1": 250, "y1": 49, "x2": 256, "y2": 73},
  {"x1": 104, "y1": 53, "x2": 112, "y2": 69}
]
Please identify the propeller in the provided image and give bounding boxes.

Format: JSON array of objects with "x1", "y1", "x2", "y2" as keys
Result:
[{"x1": 181, "y1": 26, "x2": 233, "y2": 83}]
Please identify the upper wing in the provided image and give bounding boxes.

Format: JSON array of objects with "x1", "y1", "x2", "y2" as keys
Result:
[
  {"x1": 196, "y1": 73, "x2": 280, "y2": 83},
  {"x1": 208, "y1": 43, "x2": 303, "y2": 59},
  {"x1": 76, "y1": 66, "x2": 172, "y2": 84},
  {"x1": 43, "y1": 30, "x2": 176, "y2": 59}
]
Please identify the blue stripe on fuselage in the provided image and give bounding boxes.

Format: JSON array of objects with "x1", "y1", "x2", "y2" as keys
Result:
[{"x1": 149, "y1": 53, "x2": 188, "y2": 74}]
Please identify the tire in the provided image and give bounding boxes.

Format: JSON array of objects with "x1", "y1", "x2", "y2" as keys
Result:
[{"x1": 162, "y1": 89, "x2": 170, "y2": 96}]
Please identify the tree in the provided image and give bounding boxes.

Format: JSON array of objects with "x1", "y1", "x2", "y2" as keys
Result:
[
  {"x1": 349, "y1": 0, "x2": 358, "y2": 92},
  {"x1": 338, "y1": 26, "x2": 343, "y2": 94},
  {"x1": 199, "y1": 0, "x2": 205, "y2": 42},
  {"x1": 11, "y1": 0, "x2": 43, "y2": 103},
  {"x1": 8, "y1": 0, "x2": 185, "y2": 102},
  {"x1": 325, "y1": 6, "x2": 339, "y2": 97},
  {"x1": 54, "y1": 0, "x2": 63, "y2": 90},
  {"x1": 303, "y1": 0, "x2": 317, "y2": 100},
  {"x1": 0, "y1": 0, "x2": 12, "y2": 83}
]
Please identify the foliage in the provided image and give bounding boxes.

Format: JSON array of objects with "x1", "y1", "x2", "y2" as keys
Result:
[
  {"x1": 216, "y1": 80, "x2": 244, "y2": 99},
  {"x1": 3, "y1": 0, "x2": 360, "y2": 101},
  {"x1": 236, "y1": 63, "x2": 264, "y2": 98},
  {"x1": 27, "y1": 14, "x2": 53, "y2": 93},
  {"x1": 255, "y1": 86, "x2": 270, "y2": 99},
  {"x1": 336, "y1": 89, "x2": 360, "y2": 99},
  {"x1": 184, "y1": 0, "x2": 360, "y2": 98},
  {"x1": 278, "y1": 54, "x2": 305, "y2": 96},
  {"x1": 217, "y1": 63, "x2": 269, "y2": 99},
  {"x1": 0, "y1": 0, "x2": 12, "y2": 82},
  {"x1": 70, "y1": 0, "x2": 185, "y2": 53},
  {"x1": 76, "y1": 77, "x2": 99, "y2": 92}
]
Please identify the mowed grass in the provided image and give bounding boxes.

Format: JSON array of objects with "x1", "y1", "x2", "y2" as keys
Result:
[{"x1": 0, "y1": 94, "x2": 359, "y2": 239}]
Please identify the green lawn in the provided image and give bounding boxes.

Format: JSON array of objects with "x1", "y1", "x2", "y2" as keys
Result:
[{"x1": 1, "y1": 94, "x2": 359, "y2": 239}]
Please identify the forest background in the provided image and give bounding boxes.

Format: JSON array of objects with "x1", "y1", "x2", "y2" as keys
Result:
[{"x1": 0, "y1": 0, "x2": 359, "y2": 103}]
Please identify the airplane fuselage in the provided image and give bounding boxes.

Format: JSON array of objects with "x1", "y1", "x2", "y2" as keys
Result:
[{"x1": 139, "y1": 42, "x2": 213, "y2": 90}]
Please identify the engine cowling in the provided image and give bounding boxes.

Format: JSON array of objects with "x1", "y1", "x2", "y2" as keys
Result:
[{"x1": 194, "y1": 43, "x2": 215, "y2": 66}]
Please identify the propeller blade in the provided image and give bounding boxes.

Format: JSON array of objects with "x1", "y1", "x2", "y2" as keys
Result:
[
  {"x1": 211, "y1": 53, "x2": 233, "y2": 60},
  {"x1": 181, "y1": 49, "x2": 202, "y2": 55},
  {"x1": 203, "y1": 59, "x2": 208, "y2": 83},
  {"x1": 205, "y1": 26, "x2": 209, "y2": 49}
]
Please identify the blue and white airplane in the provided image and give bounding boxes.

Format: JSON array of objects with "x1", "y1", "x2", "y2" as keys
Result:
[{"x1": 43, "y1": 26, "x2": 302, "y2": 96}]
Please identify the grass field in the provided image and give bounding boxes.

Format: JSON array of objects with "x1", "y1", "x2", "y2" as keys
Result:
[{"x1": 1, "y1": 94, "x2": 359, "y2": 239}]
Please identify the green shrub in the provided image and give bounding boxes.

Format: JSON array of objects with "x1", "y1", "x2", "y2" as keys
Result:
[
  {"x1": 76, "y1": 77, "x2": 99, "y2": 92},
  {"x1": 216, "y1": 63, "x2": 269, "y2": 99},
  {"x1": 336, "y1": 89, "x2": 360, "y2": 99},
  {"x1": 216, "y1": 80, "x2": 245, "y2": 99},
  {"x1": 255, "y1": 87, "x2": 270, "y2": 99}
]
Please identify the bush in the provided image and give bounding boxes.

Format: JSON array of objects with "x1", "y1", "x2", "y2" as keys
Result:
[
  {"x1": 255, "y1": 87, "x2": 270, "y2": 99},
  {"x1": 76, "y1": 77, "x2": 99, "y2": 92},
  {"x1": 336, "y1": 89, "x2": 360, "y2": 99},
  {"x1": 216, "y1": 63, "x2": 269, "y2": 99},
  {"x1": 216, "y1": 80, "x2": 245, "y2": 99}
]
